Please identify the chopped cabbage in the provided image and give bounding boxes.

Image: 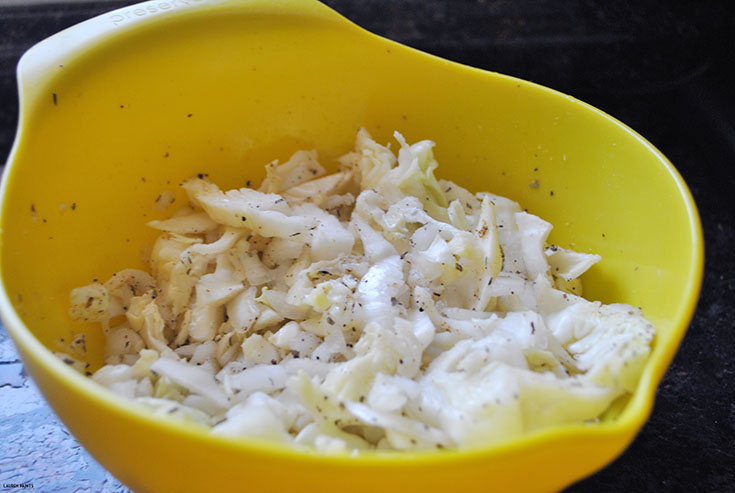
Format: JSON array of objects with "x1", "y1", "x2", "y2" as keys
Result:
[{"x1": 65, "y1": 129, "x2": 655, "y2": 452}]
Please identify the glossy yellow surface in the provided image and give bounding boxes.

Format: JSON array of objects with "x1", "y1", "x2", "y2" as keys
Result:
[{"x1": 0, "y1": 0, "x2": 703, "y2": 491}]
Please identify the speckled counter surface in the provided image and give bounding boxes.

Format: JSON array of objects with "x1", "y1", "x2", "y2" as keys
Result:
[
  {"x1": 0, "y1": 329, "x2": 128, "y2": 492},
  {"x1": 1, "y1": 1, "x2": 734, "y2": 492}
]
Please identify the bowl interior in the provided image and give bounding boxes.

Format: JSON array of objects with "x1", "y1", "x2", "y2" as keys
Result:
[{"x1": 0, "y1": 1, "x2": 702, "y2": 491}]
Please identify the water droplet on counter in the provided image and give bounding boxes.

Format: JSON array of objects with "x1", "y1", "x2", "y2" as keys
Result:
[{"x1": 0, "y1": 362, "x2": 26, "y2": 388}]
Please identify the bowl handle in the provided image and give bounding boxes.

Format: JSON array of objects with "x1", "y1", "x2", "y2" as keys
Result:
[{"x1": 16, "y1": 0, "x2": 352, "y2": 112}]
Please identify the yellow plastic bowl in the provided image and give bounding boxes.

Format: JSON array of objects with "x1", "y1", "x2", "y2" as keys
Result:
[{"x1": 0, "y1": 0, "x2": 703, "y2": 491}]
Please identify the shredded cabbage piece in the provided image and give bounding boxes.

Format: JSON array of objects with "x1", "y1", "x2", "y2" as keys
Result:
[{"x1": 65, "y1": 129, "x2": 654, "y2": 451}]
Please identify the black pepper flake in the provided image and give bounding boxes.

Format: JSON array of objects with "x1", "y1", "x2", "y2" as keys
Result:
[
  {"x1": 30, "y1": 204, "x2": 36, "y2": 213},
  {"x1": 455, "y1": 263, "x2": 463, "y2": 272},
  {"x1": 531, "y1": 322, "x2": 536, "y2": 334},
  {"x1": 52, "y1": 93, "x2": 57, "y2": 105},
  {"x1": 418, "y1": 307, "x2": 424, "y2": 312},
  {"x1": 290, "y1": 232, "x2": 301, "y2": 237},
  {"x1": 187, "y1": 113, "x2": 193, "y2": 118},
  {"x1": 326, "y1": 317, "x2": 335, "y2": 325},
  {"x1": 241, "y1": 216, "x2": 247, "y2": 222},
  {"x1": 359, "y1": 395, "x2": 365, "y2": 403},
  {"x1": 292, "y1": 350, "x2": 300, "y2": 358},
  {"x1": 246, "y1": 180, "x2": 252, "y2": 187},
  {"x1": 550, "y1": 190, "x2": 554, "y2": 196},
  {"x1": 85, "y1": 371, "x2": 92, "y2": 376},
  {"x1": 63, "y1": 358, "x2": 74, "y2": 365},
  {"x1": 390, "y1": 297, "x2": 399, "y2": 306},
  {"x1": 270, "y1": 359, "x2": 277, "y2": 365}
]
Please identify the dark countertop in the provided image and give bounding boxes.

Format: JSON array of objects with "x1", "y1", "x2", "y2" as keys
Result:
[{"x1": 1, "y1": 1, "x2": 733, "y2": 491}]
